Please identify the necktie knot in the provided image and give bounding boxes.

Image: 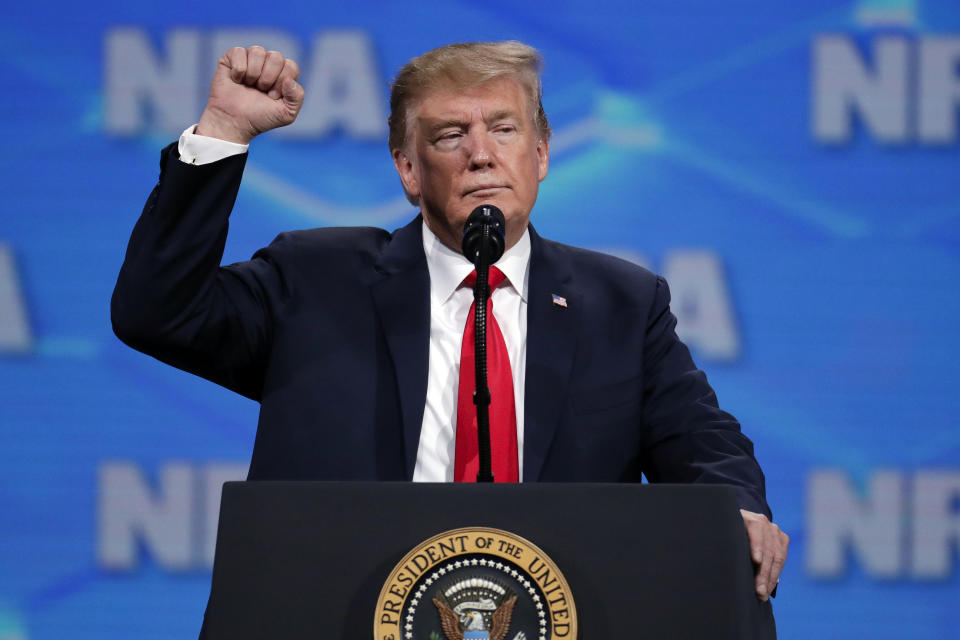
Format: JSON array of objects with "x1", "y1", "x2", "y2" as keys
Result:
[{"x1": 463, "y1": 266, "x2": 507, "y2": 290}]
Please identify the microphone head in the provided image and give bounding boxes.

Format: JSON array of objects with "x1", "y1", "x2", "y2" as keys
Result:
[{"x1": 461, "y1": 205, "x2": 506, "y2": 266}]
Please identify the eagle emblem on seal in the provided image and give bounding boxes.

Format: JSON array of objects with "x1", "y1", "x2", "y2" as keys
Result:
[{"x1": 432, "y1": 577, "x2": 519, "y2": 640}]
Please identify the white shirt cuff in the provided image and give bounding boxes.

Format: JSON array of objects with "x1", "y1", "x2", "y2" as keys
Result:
[{"x1": 177, "y1": 125, "x2": 249, "y2": 165}]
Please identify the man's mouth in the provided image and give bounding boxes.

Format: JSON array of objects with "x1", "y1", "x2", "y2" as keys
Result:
[{"x1": 464, "y1": 184, "x2": 507, "y2": 196}]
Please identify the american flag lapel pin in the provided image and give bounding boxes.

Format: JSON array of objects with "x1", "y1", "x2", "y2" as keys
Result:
[{"x1": 551, "y1": 293, "x2": 568, "y2": 308}]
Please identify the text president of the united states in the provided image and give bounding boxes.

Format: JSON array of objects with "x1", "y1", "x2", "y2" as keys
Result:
[{"x1": 111, "y1": 41, "x2": 788, "y2": 601}]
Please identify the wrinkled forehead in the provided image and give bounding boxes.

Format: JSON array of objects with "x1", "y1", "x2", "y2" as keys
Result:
[{"x1": 404, "y1": 75, "x2": 533, "y2": 141}]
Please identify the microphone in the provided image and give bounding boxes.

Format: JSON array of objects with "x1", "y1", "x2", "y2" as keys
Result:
[
  {"x1": 461, "y1": 205, "x2": 506, "y2": 266},
  {"x1": 461, "y1": 205, "x2": 506, "y2": 483}
]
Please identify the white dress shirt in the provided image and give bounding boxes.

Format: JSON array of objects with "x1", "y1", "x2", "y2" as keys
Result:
[
  {"x1": 178, "y1": 125, "x2": 248, "y2": 164},
  {"x1": 415, "y1": 223, "x2": 529, "y2": 482},
  {"x1": 178, "y1": 126, "x2": 530, "y2": 482}
]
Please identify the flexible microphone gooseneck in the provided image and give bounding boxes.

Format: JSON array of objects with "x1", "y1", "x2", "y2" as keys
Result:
[{"x1": 461, "y1": 205, "x2": 506, "y2": 483}]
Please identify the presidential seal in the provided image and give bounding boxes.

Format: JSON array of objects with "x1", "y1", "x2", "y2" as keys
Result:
[{"x1": 374, "y1": 527, "x2": 577, "y2": 640}]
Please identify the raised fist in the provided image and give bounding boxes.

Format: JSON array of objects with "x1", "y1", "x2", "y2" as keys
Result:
[{"x1": 196, "y1": 46, "x2": 305, "y2": 144}]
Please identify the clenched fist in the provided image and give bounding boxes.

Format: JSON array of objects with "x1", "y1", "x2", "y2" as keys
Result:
[{"x1": 196, "y1": 46, "x2": 305, "y2": 144}]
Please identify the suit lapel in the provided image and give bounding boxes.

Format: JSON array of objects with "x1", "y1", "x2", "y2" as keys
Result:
[
  {"x1": 370, "y1": 216, "x2": 431, "y2": 479},
  {"x1": 369, "y1": 220, "x2": 580, "y2": 481},
  {"x1": 524, "y1": 227, "x2": 580, "y2": 481}
]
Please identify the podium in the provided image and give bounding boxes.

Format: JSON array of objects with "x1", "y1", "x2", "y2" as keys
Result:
[{"x1": 201, "y1": 482, "x2": 776, "y2": 639}]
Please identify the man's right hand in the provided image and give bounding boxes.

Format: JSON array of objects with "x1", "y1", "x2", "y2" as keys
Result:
[{"x1": 196, "y1": 46, "x2": 304, "y2": 144}]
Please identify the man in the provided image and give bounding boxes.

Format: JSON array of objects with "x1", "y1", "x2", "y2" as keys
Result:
[{"x1": 112, "y1": 41, "x2": 787, "y2": 600}]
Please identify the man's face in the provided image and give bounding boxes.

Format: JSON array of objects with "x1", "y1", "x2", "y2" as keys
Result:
[{"x1": 392, "y1": 76, "x2": 549, "y2": 253}]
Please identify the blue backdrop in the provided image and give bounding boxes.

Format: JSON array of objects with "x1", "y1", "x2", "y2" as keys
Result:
[{"x1": 1, "y1": 1, "x2": 958, "y2": 638}]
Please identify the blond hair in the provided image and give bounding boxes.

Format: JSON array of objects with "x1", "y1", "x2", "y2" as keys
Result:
[{"x1": 388, "y1": 41, "x2": 551, "y2": 152}]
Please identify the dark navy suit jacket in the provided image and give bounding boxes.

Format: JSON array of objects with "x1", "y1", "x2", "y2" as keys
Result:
[{"x1": 112, "y1": 144, "x2": 770, "y2": 517}]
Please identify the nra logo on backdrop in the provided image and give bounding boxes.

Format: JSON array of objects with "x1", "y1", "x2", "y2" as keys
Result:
[
  {"x1": 102, "y1": 28, "x2": 387, "y2": 139},
  {"x1": 811, "y1": 17, "x2": 960, "y2": 145}
]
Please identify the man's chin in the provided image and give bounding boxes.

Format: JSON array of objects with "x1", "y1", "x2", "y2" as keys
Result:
[{"x1": 460, "y1": 194, "x2": 520, "y2": 224}]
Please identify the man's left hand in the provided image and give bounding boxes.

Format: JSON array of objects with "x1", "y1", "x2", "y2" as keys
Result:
[{"x1": 740, "y1": 509, "x2": 789, "y2": 601}]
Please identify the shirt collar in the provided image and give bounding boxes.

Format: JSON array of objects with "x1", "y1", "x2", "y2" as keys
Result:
[{"x1": 421, "y1": 219, "x2": 530, "y2": 305}]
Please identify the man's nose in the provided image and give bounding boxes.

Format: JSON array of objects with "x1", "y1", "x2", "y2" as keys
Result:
[{"x1": 466, "y1": 130, "x2": 495, "y2": 169}]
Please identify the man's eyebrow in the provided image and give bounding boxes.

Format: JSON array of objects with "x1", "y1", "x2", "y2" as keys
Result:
[
  {"x1": 485, "y1": 109, "x2": 521, "y2": 123},
  {"x1": 419, "y1": 110, "x2": 523, "y2": 136},
  {"x1": 420, "y1": 117, "x2": 469, "y2": 136}
]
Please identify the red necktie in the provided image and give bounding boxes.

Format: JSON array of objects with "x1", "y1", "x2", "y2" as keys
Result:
[{"x1": 454, "y1": 267, "x2": 519, "y2": 482}]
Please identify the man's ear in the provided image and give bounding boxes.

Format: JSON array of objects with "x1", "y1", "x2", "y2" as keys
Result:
[
  {"x1": 392, "y1": 148, "x2": 421, "y2": 200},
  {"x1": 536, "y1": 137, "x2": 550, "y2": 182}
]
